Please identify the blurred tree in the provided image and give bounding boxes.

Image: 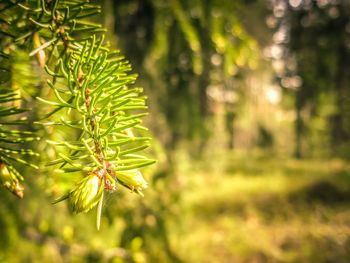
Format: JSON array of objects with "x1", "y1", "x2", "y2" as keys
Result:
[
  {"x1": 270, "y1": 0, "x2": 350, "y2": 158},
  {"x1": 107, "y1": 0, "x2": 258, "y2": 156}
]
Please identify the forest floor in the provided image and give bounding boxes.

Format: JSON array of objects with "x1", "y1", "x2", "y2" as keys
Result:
[
  {"x1": 171, "y1": 153, "x2": 350, "y2": 263},
  {"x1": 1, "y1": 152, "x2": 350, "y2": 263}
]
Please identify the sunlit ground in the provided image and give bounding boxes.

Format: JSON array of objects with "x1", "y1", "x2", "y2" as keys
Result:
[
  {"x1": 170, "y1": 152, "x2": 350, "y2": 263},
  {"x1": 1, "y1": 152, "x2": 350, "y2": 263}
]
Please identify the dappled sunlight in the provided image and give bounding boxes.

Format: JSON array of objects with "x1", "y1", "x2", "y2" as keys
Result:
[{"x1": 171, "y1": 155, "x2": 350, "y2": 263}]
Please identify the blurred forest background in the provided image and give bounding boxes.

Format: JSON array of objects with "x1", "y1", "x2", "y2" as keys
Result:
[{"x1": 1, "y1": 0, "x2": 350, "y2": 262}]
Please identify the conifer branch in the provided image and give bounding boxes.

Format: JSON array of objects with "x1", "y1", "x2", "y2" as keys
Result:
[{"x1": 0, "y1": 0, "x2": 155, "y2": 227}]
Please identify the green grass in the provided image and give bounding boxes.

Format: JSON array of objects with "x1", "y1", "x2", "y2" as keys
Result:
[
  {"x1": 170, "y1": 154, "x2": 350, "y2": 263},
  {"x1": 1, "y1": 152, "x2": 349, "y2": 262}
]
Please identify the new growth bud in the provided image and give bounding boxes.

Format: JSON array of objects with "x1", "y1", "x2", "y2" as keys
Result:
[
  {"x1": 69, "y1": 173, "x2": 104, "y2": 213},
  {"x1": 0, "y1": 162, "x2": 24, "y2": 198},
  {"x1": 116, "y1": 170, "x2": 148, "y2": 195}
]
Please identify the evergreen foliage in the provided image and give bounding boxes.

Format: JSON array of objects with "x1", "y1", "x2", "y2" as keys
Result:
[{"x1": 0, "y1": 0, "x2": 154, "y2": 229}]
